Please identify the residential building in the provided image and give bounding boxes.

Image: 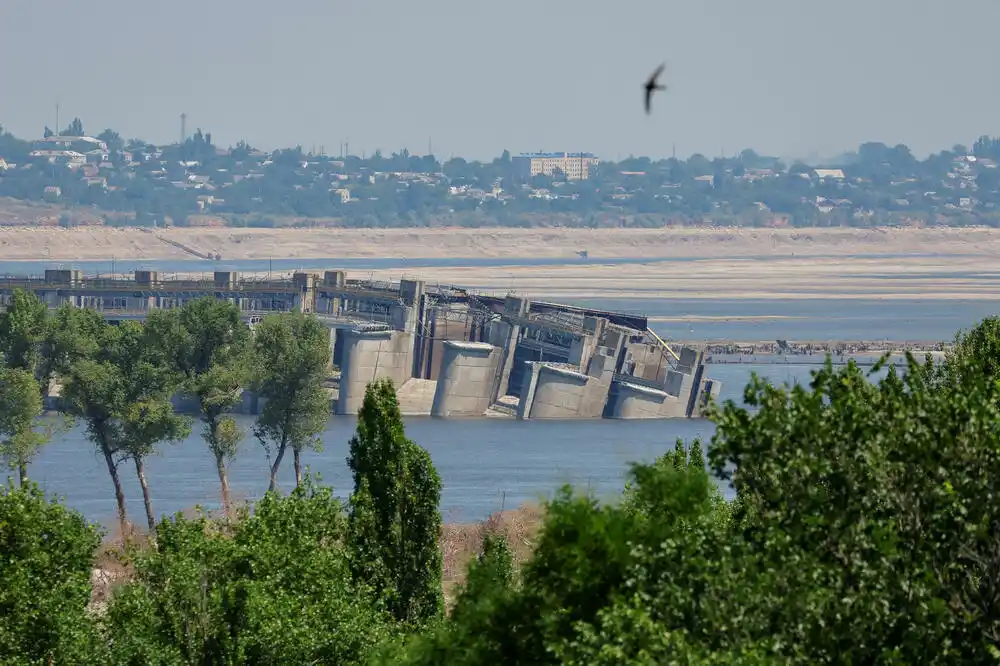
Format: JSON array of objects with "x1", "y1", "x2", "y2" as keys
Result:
[
  {"x1": 512, "y1": 152, "x2": 599, "y2": 181},
  {"x1": 29, "y1": 150, "x2": 86, "y2": 166}
]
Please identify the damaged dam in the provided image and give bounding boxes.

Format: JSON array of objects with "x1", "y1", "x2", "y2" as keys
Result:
[{"x1": 0, "y1": 268, "x2": 721, "y2": 420}]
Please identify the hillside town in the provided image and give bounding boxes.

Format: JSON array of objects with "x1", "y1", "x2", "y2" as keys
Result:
[{"x1": 2, "y1": 119, "x2": 1000, "y2": 228}]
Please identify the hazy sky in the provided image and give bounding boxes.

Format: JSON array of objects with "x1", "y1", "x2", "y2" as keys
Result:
[{"x1": 1, "y1": 0, "x2": 997, "y2": 162}]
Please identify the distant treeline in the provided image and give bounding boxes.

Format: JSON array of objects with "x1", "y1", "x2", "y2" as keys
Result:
[{"x1": 4, "y1": 119, "x2": 1000, "y2": 228}]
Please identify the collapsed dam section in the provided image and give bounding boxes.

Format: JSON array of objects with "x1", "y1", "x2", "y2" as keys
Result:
[{"x1": 0, "y1": 268, "x2": 720, "y2": 420}]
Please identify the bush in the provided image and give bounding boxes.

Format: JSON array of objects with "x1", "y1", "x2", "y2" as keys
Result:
[
  {"x1": 103, "y1": 476, "x2": 397, "y2": 664},
  {"x1": 0, "y1": 482, "x2": 104, "y2": 665}
]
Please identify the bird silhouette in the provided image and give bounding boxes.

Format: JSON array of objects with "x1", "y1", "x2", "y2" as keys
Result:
[{"x1": 644, "y1": 63, "x2": 667, "y2": 114}]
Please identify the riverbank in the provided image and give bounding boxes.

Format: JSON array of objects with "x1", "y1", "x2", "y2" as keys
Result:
[
  {"x1": 6, "y1": 226, "x2": 1000, "y2": 302},
  {"x1": 693, "y1": 340, "x2": 950, "y2": 355},
  {"x1": 90, "y1": 501, "x2": 545, "y2": 613},
  {"x1": 4, "y1": 225, "x2": 1000, "y2": 263},
  {"x1": 320, "y1": 254, "x2": 1000, "y2": 302}
]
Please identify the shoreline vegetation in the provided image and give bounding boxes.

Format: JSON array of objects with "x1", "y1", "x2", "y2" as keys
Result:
[{"x1": 89, "y1": 500, "x2": 547, "y2": 617}]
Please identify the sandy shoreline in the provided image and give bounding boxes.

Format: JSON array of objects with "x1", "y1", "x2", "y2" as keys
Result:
[
  {"x1": 308, "y1": 254, "x2": 1000, "y2": 301},
  {"x1": 2, "y1": 226, "x2": 1000, "y2": 301},
  {"x1": 3, "y1": 225, "x2": 1000, "y2": 263}
]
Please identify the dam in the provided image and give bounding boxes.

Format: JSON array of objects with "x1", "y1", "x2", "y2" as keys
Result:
[{"x1": 0, "y1": 268, "x2": 720, "y2": 420}]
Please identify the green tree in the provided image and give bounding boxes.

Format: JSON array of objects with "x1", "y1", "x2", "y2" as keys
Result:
[
  {"x1": 63, "y1": 320, "x2": 190, "y2": 535},
  {"x1": 383, "y1": 441, "x2": 729, "y2": 664},
  {"x1": 122, "y1": 321, "x2": 192, "y2": 533},
  {"x1": 0, "y1": 368, "x2": 47, "y2": 485},
  {"x1": 121, "y1": 396, "x2": 192, "y2": 534},
  {"x1": 104, "y1": 476, "x2": 395, "y2": 664},
  {"x1": 0, "y1": 288, "x2": 49, "y2": 383},
  {"x1": 346, "y1": 378, "x2": 444, "y2": 625},
  {"x1": 0, "y1": 482, "x2": 104, "y2": 665},
  {"x1": 705, "y1": 356, "x2": 1000, "y2": 662},
  {"x1": 61, "y1": 342, "x2": 130, "y2": 532},
  {"x1": 37, "y1": 303, "x2": 105, "y2": 399},
  {"x1": 948, "y1": 315, "x2": 1000, "y2": 381},
  {"x1": 251, "y1": 312, "x2": 330, "y2": 491},
  {"x1": 449, "y1": 532, "x2": 515, "y2": 625},
  {"x1": 96, "y1": 128, "x2": 123, "y2": 151},
  {"x1": 146, "y1": 298, "x2": 250, "y2": 514},
  {"x1": 393, "y1": 348, "x2": 1000, "y2": 663},
  {"x1": 63, "y1": 117, "x2": 85, "y2": 137}
]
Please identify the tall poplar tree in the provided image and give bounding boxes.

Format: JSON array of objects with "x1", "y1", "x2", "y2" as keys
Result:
[{"x1": 346, "y1": 378, "x2": 443, "y2": 624}]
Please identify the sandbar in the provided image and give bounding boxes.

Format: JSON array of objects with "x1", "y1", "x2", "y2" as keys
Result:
[{"x1": 3, "y1": 225, "x2": 1000, "y2": 301}]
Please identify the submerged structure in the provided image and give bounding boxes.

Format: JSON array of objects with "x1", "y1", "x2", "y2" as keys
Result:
[{"x1": 0, "y1": 269, "x2": 720, "y2": 419}]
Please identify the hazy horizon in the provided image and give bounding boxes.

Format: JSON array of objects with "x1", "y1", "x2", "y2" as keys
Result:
[{"x1": 2, "y1": 0, "x2": 998, "y2": 163}]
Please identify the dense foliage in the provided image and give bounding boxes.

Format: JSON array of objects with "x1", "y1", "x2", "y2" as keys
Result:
[
  {"x1": 0, "y1": 483, "x2": 103, "y2": 665},
  {"x1": 3, "y1": 285, "x2": 1000, "y2": 662},
  {"x1": 347, "y1": 378, "x2": 444, "y2": 626},
  {"x1": 382, "y1": 352, "x2": 1000, "y2": 664},
  {"x1": 5, "y1": 120, "x2": 1000, "y2": 227},
  {"x1": 251, "y1": 311, "x2": 332, "y2": 491},
  {"x1": 144, "y1": 297, "x2": 251, "y2": 513},
  {"x1": 104, "y1": 478, "x2": 397, "y2": 664}
]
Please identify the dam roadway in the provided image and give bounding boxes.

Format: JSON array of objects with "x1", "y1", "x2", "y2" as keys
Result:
[{"x1": 0, "y1": 268, "x2": 945, "y2": 417}]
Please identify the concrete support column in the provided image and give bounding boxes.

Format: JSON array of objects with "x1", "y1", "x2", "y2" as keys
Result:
[
  {"x1": 336, "y1": 329, "x2": 414, "y2": 416},
  {"x1": 431, "y1": 341, "x2": 500, "y2": 417},
  {"x1": 522, "y1": 364, "x2": 591, "y2": 419}
]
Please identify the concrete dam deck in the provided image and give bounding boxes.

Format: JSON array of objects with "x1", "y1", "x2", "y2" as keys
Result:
[{"x1": 1, "y1": 268, "x2": 721, "y2": 420}]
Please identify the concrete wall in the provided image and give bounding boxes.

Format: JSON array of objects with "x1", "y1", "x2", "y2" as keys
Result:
[
  {"x1": 578, "y1": 349, "x2": 615, "y2": 418},
  {"x1": 607, "y1": 346, "x2": 715, "y2": 419},
  {"x1": 664, "y1": 367, "x2": 695, "y2": 405},
  {"x1": 690, "y1": 378, "x2": 723, "y2": 418},
  {"x1": 514, "y1": 335, "x2": 618, "y2": 420},
  {"x1": 518, "y1": 363, "x2": 592, "y2": 419},
  {"x1": 431, "y1": 341, "x2": 501, "y2": 417},
  {"x1": 607, "y1": 381, "x2": 689, "y2": 419},
  {"x1": 336, "y1": 329, "x2": 414, "y2": 415},
  {"x1": 172, "y1": 388, "x2": 270, "y2": 416}
]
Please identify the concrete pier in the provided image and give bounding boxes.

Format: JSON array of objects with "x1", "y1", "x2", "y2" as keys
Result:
[
  {"x1": 607, "y1": 382, "x2": 685, "y2": 419},
  {"x1": 605, "y1": 347, "x2": 708, "y2": 419},
  {"x1": 431, "y1": 341, "x2": 501, "y2": 417},
  {"x1": 336, "y1": 329, "x2": 414, "y2": 416},
  {"x1": 518, "y1": 364, "x2": 590, "y2": 419}
]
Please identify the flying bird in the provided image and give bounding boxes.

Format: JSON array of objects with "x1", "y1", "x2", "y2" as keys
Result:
[{"x1": 644, "y1": 63, "x2": 667, "y2": 114}]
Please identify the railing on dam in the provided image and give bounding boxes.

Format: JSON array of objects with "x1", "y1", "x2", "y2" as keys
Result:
[
  {"x1": 317, "y1": 286, "x2": 404, "y2": 304},
  {"x1": 506, "y1": 313, "x2": 586, "y2": 338},
  {"x1": 0, "y1": 277, "x2": 409, "y2": 301},
  {"x1": 0, "y1": 277, "x2": 303, "y2": 294}
]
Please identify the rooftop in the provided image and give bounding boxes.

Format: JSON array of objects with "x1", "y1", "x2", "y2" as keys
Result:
[{"x1": 515, "y1": 152, "x2": 597, "y2": 159}]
